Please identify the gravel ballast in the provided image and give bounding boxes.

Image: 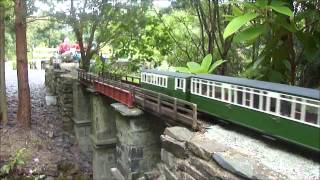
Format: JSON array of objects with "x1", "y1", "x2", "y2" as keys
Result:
[{"x1": 204, "y1": 125, "x2": 320, "y2": 180}]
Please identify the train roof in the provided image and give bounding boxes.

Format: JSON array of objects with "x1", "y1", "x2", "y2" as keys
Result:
[
  {"x1": 141, "y1": 69, "x2": 192, "y2": 78},
  {"x1": 193, "y1": 74, "x2": 320, "y2": 100}
]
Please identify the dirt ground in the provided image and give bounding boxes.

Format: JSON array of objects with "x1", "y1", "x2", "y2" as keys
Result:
[{"x1": 0, "y1": 67, "x2": 92, "y2": 179}]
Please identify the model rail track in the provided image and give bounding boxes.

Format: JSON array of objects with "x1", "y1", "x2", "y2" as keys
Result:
[{"x1": 78, "y1": 69, "x2": 198, "y2": 129}]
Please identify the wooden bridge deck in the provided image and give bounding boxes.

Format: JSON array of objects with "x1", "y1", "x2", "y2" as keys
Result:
[{"x1": 78, "y1": 69, "x2": 198, "y2": 129}]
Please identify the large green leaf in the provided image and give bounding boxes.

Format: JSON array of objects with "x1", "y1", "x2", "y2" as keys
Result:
[
  {"x1": 175, "y1": 67, "x2": 191, "y2": 73},
  {"x1": 234, "y1": 25, "x2": 266, "y2": 43},
  {"x1": 187, "y1": 62, "x2": 201, "y2": 71},
  {"x1": 223, "y1": 13, "x2": 259, "y2": 39},
  {"x1": 269, "y1": 4, "x2": 293, "y2": 17},
  {"x1": 208, "y1": 60, "x2": 227, "y2": 73},
  {"x1": 200, "y1": 54, "x2": 213, "y2": 72},
  {"x1": 190, "y1": 67, "x2": 206, "y2": 74}
]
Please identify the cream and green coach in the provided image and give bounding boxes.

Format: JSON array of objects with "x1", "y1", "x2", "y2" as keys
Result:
[{"x1": 140, "y1": 69, "x2": 320, "y2": 151}]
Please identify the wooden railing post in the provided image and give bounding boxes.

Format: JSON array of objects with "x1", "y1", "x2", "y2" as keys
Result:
[
  {"x1": 192, "y1": 104, "x2": 197, "y2": 130},
  {"x1": 157, "y1": 94, "x2": 161, "y2": 114},
  {"x1": 173, "y1": 98, "x2": 177, "y2": 120}
]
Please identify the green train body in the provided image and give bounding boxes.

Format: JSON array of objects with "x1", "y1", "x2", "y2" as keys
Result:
[{"x1": 140, "y1": 69, "x2": 320, "y2": 152}]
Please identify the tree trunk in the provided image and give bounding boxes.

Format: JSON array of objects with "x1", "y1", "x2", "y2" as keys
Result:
[
  {"x1": 0, "y1": 4, "x2": 8, "y2": 125},
  {"x1": 15, "y1": 0, "x2": 31, "y2": 128}
]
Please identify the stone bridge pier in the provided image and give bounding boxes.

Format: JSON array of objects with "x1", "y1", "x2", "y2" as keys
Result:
[
  {"x1": 111, "y1": 103, "x2": 165, "y2": 180},
  {"x1": 90, "y1": 94, "x2": 117, "y2": 180},
  {"x1": 73, "y1": 82, "x2": 92, "y2": 155}
]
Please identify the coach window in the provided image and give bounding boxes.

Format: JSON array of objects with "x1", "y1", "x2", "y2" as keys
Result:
[
  {"x1": 305, "y1": 101, "x2": 319, "y2": 124},
  {"x1": 270, "y1": 97, "x2": 277, "y2": 113},
  {"x1": 175, "y1": 78, "x2": 185, "y2": 91},
  {"x1": 245, "y1": 88, "x2": 251, "y2": 107},
  {"x1": 305, "y1": 105, "x2": 318, "y2": 124},
  {"x1": 196, "y1": 81, "x2": 200, "y2": 94},
  {"x1": 208, "y1": 83, "x2": 214, "y2": 97},
  {"x1": 280, "y1": 95, "x2": 292, "y2": 117},
  {"x1": 262, "y1": 92, "x2": 267, "y2": 111},
  {"x1": 222, "y1": 88, "x2": 228, "y2": 101},
  {"x1": 253, "y1": 90, "x2": 260, "y2": 109},
  {"x1": 231, "y1": 86, "x2": 237, "y2": 103},
  {"x1": 192, "y1": 80, "x2": 196, "y2": 93},
  {"x1": 215, "y1": 86, "x2": 222, "y2": 99},
  {"x1": 294, "y1": 103, "x2": 302, "y2": 120},
  {"x1": 237, "y1": 87, "x2": 243, "y2": 105},
  {"x1": 143, "y1": 74, "x2": 147, "y2": 82},
  {"x1": 147, "y1": 75, "x2": 151, "y2": 83},
  {"x1": 201, "y1": 83, "x2": 208, "y2": 96}
]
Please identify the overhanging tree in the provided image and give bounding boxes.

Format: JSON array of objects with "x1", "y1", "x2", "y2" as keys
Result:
[{"x1": 52, "y1": 0, "x2": 122, "y2": 71}]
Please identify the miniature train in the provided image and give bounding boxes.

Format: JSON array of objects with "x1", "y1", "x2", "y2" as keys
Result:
[{"x1": 137, "y1": 69, "x2": 320, "y2": 152}]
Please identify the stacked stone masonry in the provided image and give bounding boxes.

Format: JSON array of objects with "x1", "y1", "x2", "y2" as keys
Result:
[
  {"x1": 158, "y1": 126, "x2": 288, "y2": 180},
  {"x1": 45, "y1": 67, "x2": 75, "y2": 132}
]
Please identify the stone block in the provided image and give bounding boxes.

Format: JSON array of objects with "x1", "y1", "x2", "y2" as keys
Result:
[
  {"x1": 179, "y1": 172, "x2": 197, "y2": 180},
  {"x1": 187, "y1": 135, "x2": 228, "y2": 161},
  {"x1": 212, "y1": 151, "x2": 288, "y2": 180},
  {"x1": 143, "y1": 170, "x2": 160, "y2": 180},
  {"x1": 178, "y1": 161, "x2": 208, "y2": 180},
  {"x1": 111, "y1": 167, "x2": 126, "y2": 180},
  {"x1": 160, "y1": 135, "x2": 187, "y2": 159},
  {"x1": 91, "y1": 95, "x2": 117, "y2": 141},
  {"x1": 111, "y1": 103, "x2": 143, "y2": 117},
  {"x1": 92, "y1": 147, "x2": 116, "y2": 180},
  {"x1": 164, "y1": 126, "x2": 194, "y2": 142},
  {"x1": 161, "y1": 149, "x2": 179, "y2": 170},
  {"x1": 189, "y1": 156, "x2": 241, "y2": 180},
  {"x1": 163, "y1": 165, "x2": 178, "y2": 180}
]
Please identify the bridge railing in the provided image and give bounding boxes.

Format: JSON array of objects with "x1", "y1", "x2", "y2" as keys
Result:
[{"x1": 77, "y1": 69, "x2": 198, "y2": 129}]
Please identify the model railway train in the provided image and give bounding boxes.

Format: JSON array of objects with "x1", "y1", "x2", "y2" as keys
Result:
[{"x1": 135, "y1": 69, "x2": 319, "y2": 152}]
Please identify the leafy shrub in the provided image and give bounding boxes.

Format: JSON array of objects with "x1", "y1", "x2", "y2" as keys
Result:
[
  {"x1": 175, "y1": 54, "x2": 226, "y2": 74},
  {"x1": 0, "y1": 148, "x2": 26, "y2": 178}
]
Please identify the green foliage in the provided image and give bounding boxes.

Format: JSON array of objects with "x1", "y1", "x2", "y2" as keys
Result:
[
  {"x1": 223, "y1": 13, "x2": 259, "y2": 39},
  {"x1": 224, "y1": 0, "x2": 320, "y2": 86},
  {"x1": 269, "y1": 2, "x2": 293, "y2": 17},
  {"x1": 175, "y1": 54, "x2": 226, "y2": 74},
  {"x1": 0, "y1": 148, "x2": 26, "y2": 177},
  {"x1": 233, "y1": 25, "x2": 267, "y2": 43},
  {"x1": 89, "y1": 54, "x2": 105, "y2": 74}
]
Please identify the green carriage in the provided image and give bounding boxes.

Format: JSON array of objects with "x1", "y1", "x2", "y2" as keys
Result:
[
  {"x1": 140, "y1": 69, "x2": 192, "y2": 100},
  {"x1": 189, "y1": 74, "x2": 320, "y2": 151}
]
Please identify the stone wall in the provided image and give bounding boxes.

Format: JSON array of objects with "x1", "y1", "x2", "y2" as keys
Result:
[
  {"x1": 45, "y1": 67, "x2": 75, "y2": 132},
  {"x1": 157, "y1": 126, "x2": 287, "y2": 180}
]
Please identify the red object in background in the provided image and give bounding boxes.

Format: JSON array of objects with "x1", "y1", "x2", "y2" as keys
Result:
[
  {"x1": 72, "y1": 43, "x2": 80, "y2": 51},
  {"x1": 58, "y1": 43, "x2": 71, "y2": 54}
]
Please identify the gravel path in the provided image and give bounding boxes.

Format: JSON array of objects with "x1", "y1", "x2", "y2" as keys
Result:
[
  {"x1": 1, "y1": 62, "x2": 92, "y2": 178},
  {"x1": 204, "y1": 124, "x2": 320, "y2": 180}
]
